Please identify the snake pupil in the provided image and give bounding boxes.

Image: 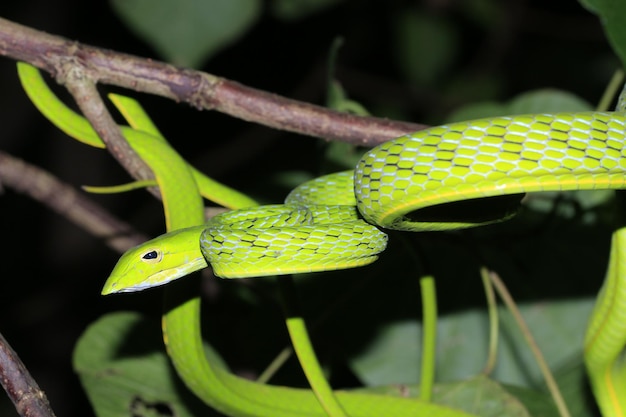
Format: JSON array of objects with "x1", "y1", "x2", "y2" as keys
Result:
[{"x1": 142, "y1": 250, "x2": 159, "y2": 260}]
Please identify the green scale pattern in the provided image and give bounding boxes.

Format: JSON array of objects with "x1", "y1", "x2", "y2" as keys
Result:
[
  {"x1": 285, "y1": 171, "x2": 356, "y2": 206},
  {"x1": 201, "y1": 204, "x2": 387, "y2": 278},
  {"x1": 355, "y1": 111, "x2": 626, "y2": 232}
]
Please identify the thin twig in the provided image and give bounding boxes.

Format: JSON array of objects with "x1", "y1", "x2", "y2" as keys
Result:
[
  {"x1": 61, "y1": 66, "x2": 158, "y2": 198},
  {"x1": 0, "y1": 153, "x2": 149, "y2": 417},
  {"x1": 596, "y1": 69, "x2": 624, "y2": 112},
  {"x1": 487, "y1": 269, "x2": 572, "y2": 417},
  {"x1": 0, "y1": 150, "x2": 147, "y2": 253},
  {"x1": 479, "y1": 267, "x2": 499, "y2": 375},
  {"x1": 0, "y1": 17, "x2": 427, "y2": 147},
  {"x1": 0, "y1": 332, "x2": 56, "y2": 417}
]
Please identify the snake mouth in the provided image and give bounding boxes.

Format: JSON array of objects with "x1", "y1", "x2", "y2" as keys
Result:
[{"x1": 401, "y1": 193, "x2": 525, "y2": 226}]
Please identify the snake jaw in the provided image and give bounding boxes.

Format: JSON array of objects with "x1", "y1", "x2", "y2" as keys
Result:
[
  {"x1": 102, "y1": 255, "x2": 207, "y2": 294},
  {"x1": 101, "y1": 226, "x2": 207, "y2": 295}
]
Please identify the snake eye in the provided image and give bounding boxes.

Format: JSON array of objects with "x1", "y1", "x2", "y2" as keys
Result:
[{"x1": 140, "y1": 249, "x2": 163, "y2": 264}]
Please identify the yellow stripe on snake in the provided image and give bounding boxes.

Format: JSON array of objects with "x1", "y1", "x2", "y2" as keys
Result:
[{"x1": 17, "y1": 61, "x2": 626, "y2": 416}]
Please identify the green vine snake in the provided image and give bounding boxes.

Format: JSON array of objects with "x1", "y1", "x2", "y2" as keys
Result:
[{"x1": 17, "y1": 61, "x2": 626, "y2": 416}]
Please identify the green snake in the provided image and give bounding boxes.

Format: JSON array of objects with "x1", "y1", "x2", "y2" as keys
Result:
[{"x1": 17, "y1": 61, "x2": 626, "y2": 416}]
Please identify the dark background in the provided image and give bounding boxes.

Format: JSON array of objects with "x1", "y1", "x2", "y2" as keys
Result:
[{"x1": 0, "y1": 1, "x2": 619, "y2": 416}]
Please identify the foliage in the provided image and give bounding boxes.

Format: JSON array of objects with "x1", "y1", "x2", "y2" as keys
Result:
[
  {"x1": 2, "y1": 1, "x2": 625, "y2": 417},
  {"x1": 109, "y1": 0, "x2": 261, "y2": 68}
]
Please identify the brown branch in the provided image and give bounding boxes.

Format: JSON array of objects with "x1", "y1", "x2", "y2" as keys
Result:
[
  {"x1": 0, "y1": 332, "x2": 56, "y2": 417},
  {"x1": 0, "y1": 150, "x2": 147, "y2": 253},
  {"x1": 61, "y1": 66, "x2": 158, "y2": 197},
  {"x1": 0, "y1": 16, "x2": 427, "y2": 146}
]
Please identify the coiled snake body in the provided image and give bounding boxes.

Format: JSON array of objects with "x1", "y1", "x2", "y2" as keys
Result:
[{"x1": 17, "y1": 61, "x2": 626, "y2": 417}]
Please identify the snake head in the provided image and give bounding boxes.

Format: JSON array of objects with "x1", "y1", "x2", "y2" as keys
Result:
[{"x1": 102, "y1": 225, "x2": 208, "y2": 295}]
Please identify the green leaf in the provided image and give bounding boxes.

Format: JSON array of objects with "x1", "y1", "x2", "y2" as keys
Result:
[
  {"x1": 447, "y1": 89, "x2": 593, "y2": 122},
  {"x1": 579, "y1": 0, "x2": 626, "y2": 70},
  {"x1": 500, "y1": 384, "x2": 561, "y2": 417},
  {"x1": 271, "y1": 170, "x2": 315, "y2": 191},
  {"x1": 323, "y1": 140, "x2": 364, "y2": 170},
  {"x1": 431, "y1": 376, "x2": 553, "y2": 417},
  {"x1": 523, "y1": 190, "x2": 615, "y2": 220},
  {"x1": 358, "y1": 375, "x2": 554, "y2": 417},
  {"x1": 507, "y1": 90, "x2": 593, "y2": 114},
  {"x1": 327, "y1": 80, "x2": 371, "y2": 116},
  {"x1": 543, "y1": 362, "x2": 590, "y2": 417},
  {"x1": 109, "y1": 0, "x2": 261, "y2": 67},
  {"x1": 73, "y1": 311, "x2": 221, "y2": 417},
  {"x1": 460, "y1": 0, "x2": 505, "y2": 29},
  {"x1": 324, "y1": 72, "x2": 370, "y2": 170},
  {"x1": 394, "y1": 10, "x2": 458, "y2": 86},
  {"x1": 349, "y1": 299, "x2": 594, "y2": 407},
  {"x1": 324, "y1": 38, "x2": 371, "y2": 117},
  {"x1": 271, "y1": 0, "x2": 344, "y2": 20},
  {"x1": 445, "y1": 101, "x2": 508, "y2": 122}
]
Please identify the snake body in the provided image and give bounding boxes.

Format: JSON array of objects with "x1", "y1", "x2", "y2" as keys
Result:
[
  {"x1": 355, "y1": 112, "x2": 626, "y2": 231},
  {"x1": 17, "y1": 61, "x2": 626, "y2": 416},
  {"x1": 584, "y1": 229, "x2": 626, "y2": 416},
  {"x1": 104, "y1": 110, "x2": 626, "y2": 289},
  {"x1": 102, "y1": 108, "x2": 626, "y2": 417}
]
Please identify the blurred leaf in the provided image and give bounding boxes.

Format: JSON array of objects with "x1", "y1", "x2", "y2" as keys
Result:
[
  {"x1": 73, "y1": 312, "x2": 221, "y2": 417},
  {"x1": 360, "y1": 375, "x2": 550, "y2": 417},
  {"x1": 271, "y1": 170, "x2": 315, "y2": 191},
  {"x1": 324, "y1": 75, "x2": 369, "y2": 170},
  {"x1": 507, "y1": 90, "x2": 593, "y2": 114},
  {"x1": 271, "y1": 0, "x2": 344, "y2": 20},
  {"x1": 495, "y1": 299, "x2": 593, "y2": 387},
  {"x1": 324, "y1": 140, "x2": 364, "y2": 170},
  {"x1": 461, "y1": 0, "x2": 504, "y2": 28},
  {"x1": 110, "y1": 0, "x2": 260, "y2": 67},
  {"x1": 447, "y1": 89, "x2": 593, "y2": 122},
  {"x1": 325, "y1": 37, "x2": 371, "y2": 116},
  {"x1": 394, "y1": 10, "x2": 458, "y2": 86},
  {"x1": 444, "y1": 74, "x2": 505, "y2": 107},
  {"x1": 545, "y1": 361, "x2": 590, "y2": 417},
  {"x1": 349, "y1": 299, "x2": 594, "y2": 411},
  {"x1": 523, "y1": 190, "x2": 615, "y2": 222},
  {"x1": 432, "y1": 376, "x2": 549, "y2": 417},
  {"x1": 502, "y1": 384, "x2": 561, "y2": 417},
  {"x1": 322, "y1": 39, "x2": 371, "y2": 171},
  {"x1": 327, "y1": 80, "x2": 371, "y2": 116},
  {"x1": 579, "y1": 0, "x2": 626, "y2": 70},
  {"x1": 445, "y1": 101, "x2": 507, "y2": 122}
]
